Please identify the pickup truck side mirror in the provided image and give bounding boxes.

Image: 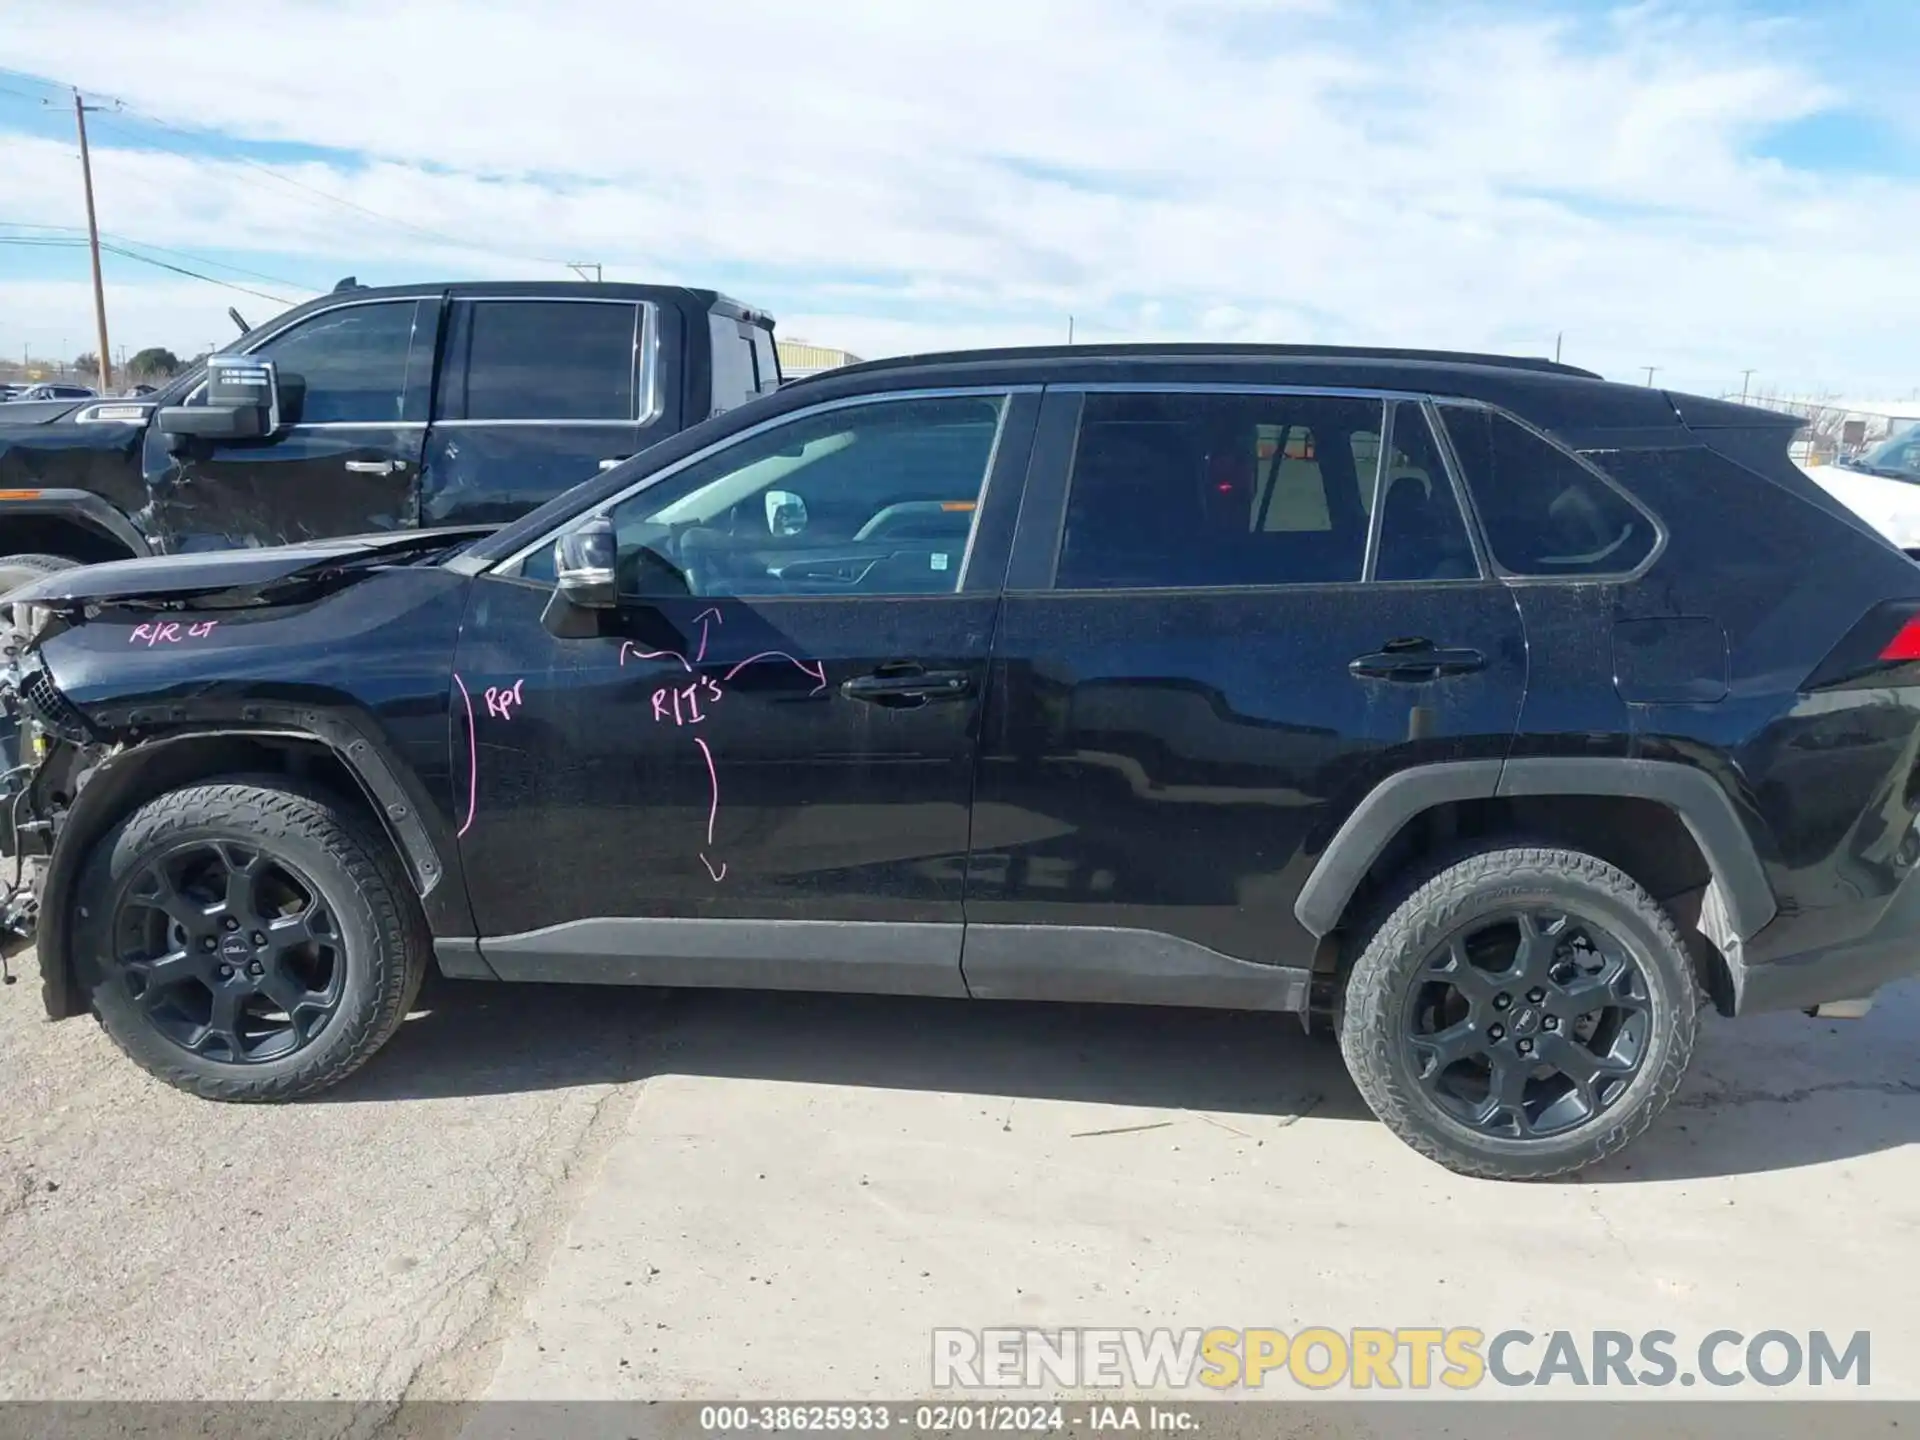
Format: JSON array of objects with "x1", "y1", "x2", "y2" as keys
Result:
[
  {"x1": 156, "y1": 356, "x2": 286, "y2": 443},
  {"x1": 541, "y1": 515, "x2": 619, "y2": 638}
]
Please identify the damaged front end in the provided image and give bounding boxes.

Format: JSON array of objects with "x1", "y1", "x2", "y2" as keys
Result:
[{"x1": 0, "y1": 612, "x2": 107, "y2": 985}]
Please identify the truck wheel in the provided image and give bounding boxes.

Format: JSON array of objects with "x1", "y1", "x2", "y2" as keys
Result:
[
  {"x1": 0, "y1": 553, "x2": 79, "y2": 637},
  {"x1": 75, "y1": 780, "x2": 428, "y2": 1101},
  {"x1": 1338, "y1": 843, "x2": 1699, "y2": 1181},
  {"x1": 0, "y1": 552, "x2": 78, "y2": 595}
]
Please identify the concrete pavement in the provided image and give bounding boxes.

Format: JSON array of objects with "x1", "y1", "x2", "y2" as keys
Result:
[{"x1": 3, "y1": 957, "x2": 1918, "y2": 1429}]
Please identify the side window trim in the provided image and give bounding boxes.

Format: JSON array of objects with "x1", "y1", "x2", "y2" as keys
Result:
[
  {"x1": 492, "y1": 384, "x2": 1040, "y2": 577},
  {"x1": 1433, "y1": 398, "x2": 1669, "y2": 584},
  {"x1": 1421, "y1": 397, "x2": 1493, "y2": 580},
  {"x1": 1357, "y1": 398, "x2": 1488, "y2": 585},
  {"x1": 432, "y1": 297, "x2": 654, "y2": 427},
  {"x1": 1357, "y1": 401, "x2": 1394, "y2": 583}
]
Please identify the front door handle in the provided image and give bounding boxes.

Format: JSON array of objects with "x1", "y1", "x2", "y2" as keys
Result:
[
  {"x1": 840, "y1": 667, "x2": 974, "y2": 707},
  {"x1": 598, "y1": 455, "x2": 633, "y2": 472},
  {"x1": 344, "y1": 459, "x2": 399, "y2": 476},
  {"x1": 1349, "y1": 642, "x2": 1487, "y2": 682}
]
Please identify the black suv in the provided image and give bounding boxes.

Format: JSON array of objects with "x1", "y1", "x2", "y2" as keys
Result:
[{"x1": 5, "y1": 343, "x2": 1916, "y2": 1180}]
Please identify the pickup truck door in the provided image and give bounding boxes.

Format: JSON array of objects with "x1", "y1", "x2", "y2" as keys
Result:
[
  {"x1": 419, "y1": 297, "x2": 660, "y2": 528},
  {"x1": 145, "y1": 296, "x2": 439, "y2": 550}
]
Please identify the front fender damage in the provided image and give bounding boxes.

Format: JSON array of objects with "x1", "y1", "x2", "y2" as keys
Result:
[{"x1": 0, "y1": 616, "x2": 118, "y2": 1005}]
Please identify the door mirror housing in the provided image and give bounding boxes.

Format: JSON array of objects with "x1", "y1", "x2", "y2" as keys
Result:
[
  {"x1": 555, "y1": 515, "x2": 619, "y2": 608},
  {"x1": 765, "y1": 489, "x2": 808, "y2": 537},
  {"x1": 541, "y1": 514, "x2": 619, "y2": 633},
  {"x1": 156, "y1": 355, "x2": 285, "y2": 442}
]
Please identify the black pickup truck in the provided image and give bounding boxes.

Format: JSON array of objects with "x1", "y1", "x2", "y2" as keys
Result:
[{"x1": 0, "y1": 280, "x2": 780, "y2": 592}]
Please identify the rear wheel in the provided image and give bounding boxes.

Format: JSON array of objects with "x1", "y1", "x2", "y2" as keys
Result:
[
  {"x1": 1338, "y1": 843, "x2": 1698, "y2": 1180},
  {"x1": 0, "y1": 552, "x2": 78, "y2": 635},
  {"x1": 76, "y1": 780, "x2": 427, "y2": 1101}
]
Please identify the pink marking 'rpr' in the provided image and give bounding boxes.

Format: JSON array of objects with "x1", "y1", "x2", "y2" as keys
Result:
[{"x1": 453, "y1": 673, "x2": 478, "y2": 838}]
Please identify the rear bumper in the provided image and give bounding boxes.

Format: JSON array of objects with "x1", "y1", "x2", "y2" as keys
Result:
[{"x1": 1737, "y1": 863, "x2": 1920, "y2": 1015}]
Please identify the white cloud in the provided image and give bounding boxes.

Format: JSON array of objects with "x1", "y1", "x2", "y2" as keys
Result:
[{"x1": 2, "y1": 0, "x2": 1917, "y2": 397}]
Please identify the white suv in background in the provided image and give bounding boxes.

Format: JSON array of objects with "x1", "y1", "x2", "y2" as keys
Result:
[{"x1": 1805, "y1": 423, "x2": 1920, "y2": 555}]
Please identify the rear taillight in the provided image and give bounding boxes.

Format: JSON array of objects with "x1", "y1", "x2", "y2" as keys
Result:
[
  {"x1": 1882, "y1": 617, "x2": 1920, "y2": 662},
  {"x1": 1806, "y1": 601, "x2": 1920, "y2": 689}
]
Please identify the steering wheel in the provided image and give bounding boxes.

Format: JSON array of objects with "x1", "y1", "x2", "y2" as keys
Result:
[{"x1": 855, "y1": 500, "x2": 973, "y2": 542}]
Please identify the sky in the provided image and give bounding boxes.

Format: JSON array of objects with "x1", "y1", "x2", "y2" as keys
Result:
[{"x1": 1, "y1": 0, "x2": 1917, "y2": 399}]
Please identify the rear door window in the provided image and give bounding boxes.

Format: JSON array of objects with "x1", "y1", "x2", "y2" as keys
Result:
[
  {"x1": 1439, "y1": 406, "x2": 1658, "y2": 576},
  {"x1": 1372, "y1": 402, "x2": 1479, "y2": 581},
  {"x1": 450, "y1": 300, "x2": 637, "y2": 422},
  {"x1": 1056, "y1": 391, "x2": 1383, "y2": 590}
]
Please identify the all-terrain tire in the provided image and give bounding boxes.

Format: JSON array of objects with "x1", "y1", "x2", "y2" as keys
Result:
[
  {"x1": 75, "y1": 779, "x2": 428, "y2": 1101},
  {"x1": 1337, "y1": 842, "x2": 1700, "y2": 1181},
  {"x1": 0, "y1": 552, "x2": 79, "y2": 594}
]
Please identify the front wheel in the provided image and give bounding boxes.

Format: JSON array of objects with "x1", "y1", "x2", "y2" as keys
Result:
[
  {"x1": 76, "y1": 780, "x2": 428, "y2": 1100},
  {"x1": 1338, "y1": 843, "x2": 1699, "y2": 1180}
]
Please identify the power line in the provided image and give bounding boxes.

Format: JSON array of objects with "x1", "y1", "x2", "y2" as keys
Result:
[
  {"x1": 0, "y1": 234, "x2": 293, "y2": 303},
  {"x1": 96, "y1": 244, "x2": 293, "y2": 303},
  {"x1": 86, "y1": 105, "x2": 570, "y2": 270},
  {"x1": 1, "y1": 220, "x2": 312, "y2": 291},
  {"x1": 7, "y1": 66, "x2": 571, "y2": 271}
]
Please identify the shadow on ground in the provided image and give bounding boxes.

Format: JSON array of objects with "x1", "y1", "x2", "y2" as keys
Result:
[{"x1": 322, "y1": 972, "x2": 1920, "y2": 1183}]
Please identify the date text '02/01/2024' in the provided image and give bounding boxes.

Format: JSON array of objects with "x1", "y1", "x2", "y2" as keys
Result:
[{"x1": 452, "y1": 609, "x2": 826, "y2": 879}]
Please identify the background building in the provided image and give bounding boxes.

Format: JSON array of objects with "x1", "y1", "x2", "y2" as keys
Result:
[{"x1": 778, "y1": 338, "x2": 863, "y2": 380}]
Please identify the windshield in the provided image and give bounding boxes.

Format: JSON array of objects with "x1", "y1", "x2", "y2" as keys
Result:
[{"x1": 1855, "y1": 423, "x2": 1920, "y2": 480}]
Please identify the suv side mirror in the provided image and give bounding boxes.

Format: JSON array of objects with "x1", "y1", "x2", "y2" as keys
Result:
[
  {"x1": 156, "y1": 356, "x2": 284, "y2": 442},
  {"x1": 765, "y1": 489, "x2": 808, "y2": 536},
  {"x1": 545, "y1": 512, "x2": 618, "y2": 619}
]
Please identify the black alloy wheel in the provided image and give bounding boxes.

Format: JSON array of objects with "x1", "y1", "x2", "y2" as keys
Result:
[
  {"x1": 1338, "y1": 843, "x2": 1698, "y2": 1180},
  {"x1": 1404, "y1": 908, "x2": 1650, "y2": 1140},
  {"x1": 111, "y1": 839, "x2": 345, "y2": 1064}
]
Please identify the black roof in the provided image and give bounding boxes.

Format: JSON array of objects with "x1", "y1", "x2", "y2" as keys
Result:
[
  {"x1": 775, "y1": 344, "x2": 1805, "y2": 441},
  {"x1": 251, "y1": 279, "x2": 753, "y2": 333},
  {"x1": 815, "y1": 341, "x2": 1602, "y2": 383}
]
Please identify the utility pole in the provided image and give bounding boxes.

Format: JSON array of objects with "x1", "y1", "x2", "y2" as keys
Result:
[
  {"x1": 1740, "y1": 369, "x2": 1756, "y2": 405},
  {"x1": 1554, "y1": 332, "x2": 1563, "y2": 364},
  {"x1": 567, "y1": 262, "x2": 603, "y2": 283},
  {"x1": 73, "y1": 91, "x2": 113, "y2": 393},
  {"x1": 1067, "y1": 315, "x2": 1075, "y2": 344},
  {"x1": 1642, "y1": 366, "x2": 1659, "y2": 387}
]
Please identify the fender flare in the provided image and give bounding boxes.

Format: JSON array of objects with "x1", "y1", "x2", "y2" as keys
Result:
[
  {"x1": 0, "y1": 489, "x2": 151, "y2": 558},
  {"x1": 38, "y1": 718, "x2": 453, "y2": 1019},
  {"x1": 1292, "y1": 757, "x2": 1777, "y2": 941}
]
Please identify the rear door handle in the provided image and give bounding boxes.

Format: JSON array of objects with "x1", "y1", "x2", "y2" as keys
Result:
[
  {"x1": 344, "y1": 459, "x2": 399, "y2": 476},
  {"x1": 840, "y1": 668, "x2": 974, "y2": 706},
  {"x1": 1349, "y1": 645, "x2": 1487, "y2": 682}
]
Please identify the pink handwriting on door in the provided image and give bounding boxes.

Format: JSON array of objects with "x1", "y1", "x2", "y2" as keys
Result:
[
  {"x1": 618, "y1": 607, "x2": 829, "y2": 883},
  {"x1": 652, "y1": 677, "x2": 722, "y2": 725},
  {"x1": 484, "y1": 678, "x2": 525, "y2": 720},
  {"x1": 129, "y1": 621, "x2": 218, "y2": 646}
]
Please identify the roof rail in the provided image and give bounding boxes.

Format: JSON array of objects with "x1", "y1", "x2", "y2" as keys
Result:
[{"x1": 799, "y1": 342, "x2": 1602, "y2": 384}]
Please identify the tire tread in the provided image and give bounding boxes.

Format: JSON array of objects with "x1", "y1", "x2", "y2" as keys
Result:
[
  {"x1": 79, "y1": 779, "x2": 426, "y2": 1102},
  {"x1": 1338, "y1": 843, "x2": 1700, "y2": 1181}
]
